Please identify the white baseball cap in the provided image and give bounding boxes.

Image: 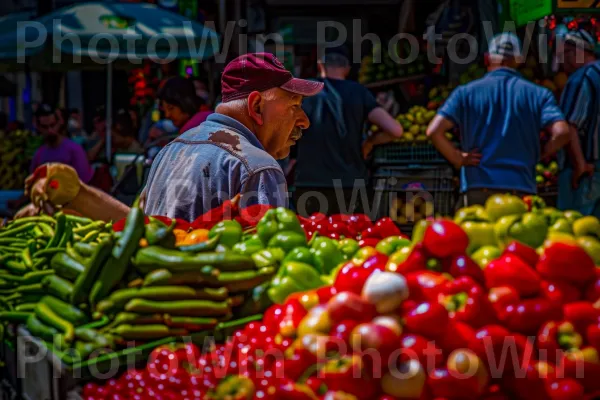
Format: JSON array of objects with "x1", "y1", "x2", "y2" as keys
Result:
[{"x1": 488, "y1": 32, "x2": 524, "y2": 61}]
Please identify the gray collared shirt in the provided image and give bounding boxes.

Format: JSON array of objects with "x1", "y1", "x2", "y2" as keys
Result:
[{"x1": 143, "y1": 113, "x2": 288, "y2": 221}]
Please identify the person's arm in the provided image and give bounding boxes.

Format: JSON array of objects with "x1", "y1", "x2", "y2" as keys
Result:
[
  {"x1": 367, "y1": 107, "x2": 404, "y2": 138},
  {"x1": 64, "y1": 182, "x2": 130, "y2": 221},
  {"x1": 362, "y1": 131, "x2": 398, "y2": 159},
  {"x1": 427, "y1": 115, "x2": 481, "y2": 169},
  {"x1": 540, "y1": 121, "x2": 571, "y2": 160},
  {"x1": 87, "y1": 137, "x2": 105, "y2": 161}
]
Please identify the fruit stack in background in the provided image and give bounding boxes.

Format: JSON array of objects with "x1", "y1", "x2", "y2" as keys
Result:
[
  {"x1": 0, "y1": 130, "x2": 42, "y2": 190},
  {"x1": 536, "y1": 159, "x2": 559, "y2": 189},
  {"x1": 358, "y1": 43, "x2": 427, "y2": 85}
]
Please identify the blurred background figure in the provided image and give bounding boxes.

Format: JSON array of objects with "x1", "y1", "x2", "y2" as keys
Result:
[
  {"x1": 31, "y1": 104, "x2": 93, "y2": 183},
  {"x1": 157, "y1": 76, "x2": 212, "y2": 134}
]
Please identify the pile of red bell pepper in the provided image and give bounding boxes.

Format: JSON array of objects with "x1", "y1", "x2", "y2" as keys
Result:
[{"x1": 86, "y1": 219, "x2": 600, "y2": 400}]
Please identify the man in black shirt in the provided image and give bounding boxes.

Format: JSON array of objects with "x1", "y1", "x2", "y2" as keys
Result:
[{"x1": 293, "y1": 47, "x2": 403, "y2": 216}]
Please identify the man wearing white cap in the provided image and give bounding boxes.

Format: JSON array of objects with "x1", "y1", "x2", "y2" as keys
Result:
[
  {"x1": 557, "y1": 30, "x2": 600, "y2": 216},
  {"x1": 426, "y1": 33, "x2": 571, "y2": 207}
]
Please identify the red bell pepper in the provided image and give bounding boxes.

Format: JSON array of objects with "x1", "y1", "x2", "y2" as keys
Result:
[
  {"x1": 319, "y1": 355, "x2": 380, "y2": 400},
  {"x1": 404, "y1": 271, "x2": 451, "y2": 303},
  {"x1": 333, "y1": 262, "x2": 382, "y2": 295},
  {"x1": 563, "y1": 302, "x2": 600, "y2": 334},
  {"x1": 442, "y1": 254, "x2": 485, "y2": 286},
  {"x1": 427, "y1": 367, "x2": 481, "y2": 399},
  {"x1": 236, "y1": 204, "x2": 273, "y2": 229},
  {"x1": 348, "y1": 214, "x2": 372, "y2": 237},
  {"x1": 537, "y1": 321, "x2": 585, "y2": 364},
  {"x1": 358, "y1": 238, "x2": 380, "y2": 248},
  {"x1": 537, "y1": 241, "x2": 597, "y2": 289},
  {"x1": 585, "y1": 269, "x2": 600, "y2": 303},
  {"x1": 437, "y1": 320, "x2": 476, "y2": 354},
  {"x1": 469, "y1": 325, "x2": 531, "y2": 377},
  {"x1": 278, "y1": 298, "x2": 309, "y2": 337},
  {"x1": 389, "y1": 243, "x2": 429, "y2": 275},
  {"x1": 559, "y1": 350, "x2": 600, "y2": 393},
  {"x1": 588, "y1": 322, "x2": 600, "y2": 352},
  {"x1": 316, "y1": 286, "x2": 338, "y2": 304},
  {"x1": 191, "y1": 194, "x2": 240, "y2": 230},
  {"x1": 499, "y1": 298, "x2": 564, "y2": 335},
  {"x1": 373, "y1": 217, "x2": 402, "y2": 239},
  {"x1": 502, "y1": 240, "x2": 539, "y2": 268},
  {"x1": 402, "y1": 301, "x2": 450, "y2": 340},
  {"x1": 488, "y1": 286, "x2": 520, "y2": 316},
  {"x1": 275, "y1": 379, "x2": 320, "y2": 400},
  {"x1": 436, "y1": 276, "x2": 496, "y2": 329},
  {"x1": 541, "y1": 280, "x2": 582, "y2": 307},
  {"x1": 422, "y1": 220, "x2": 469, "y2": 259},
  {"x1": 399, "y1": 333, "x2": 444, "y2": 369},
  {"x1": 484, "y1": 254, "x2": 542, "y2": 297},
  {"x1": 545, "y1": 378, "x2": 585, "y2": 400},
  {"x1": 282, "y1": 341, "x2": 318, "y2": 382},
  {"x1": 502, "y1": 362, "x2": 553, "y2": 400}
]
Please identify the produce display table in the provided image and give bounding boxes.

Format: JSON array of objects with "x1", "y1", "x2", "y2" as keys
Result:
[{"x1": 1, "y1": 196, "x2": 599, "y2": 400}]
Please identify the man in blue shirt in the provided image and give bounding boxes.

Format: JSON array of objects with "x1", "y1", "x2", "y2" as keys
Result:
[
  {"x1": 557, "y1": 30, "x2": 600, "y2": 217},
  {"x1": 18, "y1": 54, "x2": 323, "y2": 222},
  {"x1": 427, "y1": 33, "x2": 571, "y2": 207}
]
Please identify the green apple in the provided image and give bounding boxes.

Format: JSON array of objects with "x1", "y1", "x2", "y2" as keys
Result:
[
  {"x1": 549, "y1": 218, "x2": 573, "y2": 235},
  {"x1": 536, "y1": 164, "x2": 545, "y2": 174},
  {"x1": 461, "y1": 221, "x2": 497, "y2": 255},
  {"x1": 573, "y1": 216, "x2": 600, "y2": 239},
  {"x1": 576, "y1": 236, "x2": 600, "y2": 264},
  {"x1": 548, "y1": 161, "x2": 559, "y2": 175}
]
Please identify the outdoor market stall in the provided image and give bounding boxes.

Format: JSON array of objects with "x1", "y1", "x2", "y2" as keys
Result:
[{"x1": 0, "y1": 190, "x2": 599, "y2": 400}]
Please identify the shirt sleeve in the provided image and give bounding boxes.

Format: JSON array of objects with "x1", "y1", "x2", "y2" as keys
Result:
[
  {"x1": 560, "y1": 75, "x2": 592, "y2": 132},
  {"x1": 239, "y1": 167, "x2": 289, "y2": 209},
  {"x1": 437, "y1": 86, "x2": 464, "y2": 126},
  {"x1": 69, "y1": 142, "x2": 94, "y2": 184},
  {"x1": 540, "y1": 89, "x2": 565, "y2": 128},
  {"x1": 363, "y1": 86, "x2": 379, "y2": 115}
]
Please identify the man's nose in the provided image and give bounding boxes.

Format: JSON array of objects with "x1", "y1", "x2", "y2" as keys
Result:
[{"x1": 297, "y1": 109, "x2": 310, "y2": 130}]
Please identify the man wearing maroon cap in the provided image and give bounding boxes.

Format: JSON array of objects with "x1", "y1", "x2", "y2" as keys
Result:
[{"x1": 17, "y1": 53, "x2": 323, "y2": 222}]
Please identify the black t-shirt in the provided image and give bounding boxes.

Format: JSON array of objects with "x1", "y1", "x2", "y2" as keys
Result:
[{"x1": 295, "y1": 78, "x2": 378, "y2": 188}]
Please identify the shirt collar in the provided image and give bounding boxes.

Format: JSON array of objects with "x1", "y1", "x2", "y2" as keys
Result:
[
  {"x1": 487, "y1": 67, "x2": 522, "y2": 78},
  {"x1": 206, "y1": 113, "x2": 265, "y2": 150}
]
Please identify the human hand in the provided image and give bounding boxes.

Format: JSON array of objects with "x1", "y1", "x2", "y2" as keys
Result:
[
  {"x1": 572, "y1": 163, "x2": 594, "y2": 189},
  {"x1": 459, "y1": 149, "x2": 482, "y2": 167}
]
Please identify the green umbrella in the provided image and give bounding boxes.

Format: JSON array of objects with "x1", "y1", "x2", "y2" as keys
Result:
[{"x1": 0, "y1": 1, "x2": 220, "y2": 160}]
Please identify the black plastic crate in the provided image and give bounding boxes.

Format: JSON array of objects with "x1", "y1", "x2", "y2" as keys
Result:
[
  {"x1": 372, "y1": 166, "x2": 456, "y2": 223},
  {"x1": 372, "y1": 143, "x2": 449, "y2": 166}
]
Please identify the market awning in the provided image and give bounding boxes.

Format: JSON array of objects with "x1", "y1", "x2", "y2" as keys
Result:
[{"x1": 0, "y1": 1, "x2": 220, "y2": 60}]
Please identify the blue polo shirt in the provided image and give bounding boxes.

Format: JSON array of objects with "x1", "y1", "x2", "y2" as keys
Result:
[
  {"x1": 143, "y1": 113, "x2": 288, "y2": 221},
  {"x1": 438, "y1": 68, "x2": 565, "y2": 194}
]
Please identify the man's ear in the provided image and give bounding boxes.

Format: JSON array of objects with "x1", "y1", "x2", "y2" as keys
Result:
[{"x1": 247, "y1": 91, "x2": 264, "y2": 126}]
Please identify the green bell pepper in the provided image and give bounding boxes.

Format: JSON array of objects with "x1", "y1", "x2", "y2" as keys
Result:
[
  {"x1": 145, "y1": 217, "x2": 176, "y2": 248},
  {"x1": 485, "y1": 194, "x2": 527, "y2": 222},
  {"x1": 311, "y1": 237, "x2": 344, "y2": 274},
  {"x1": 573, "y1": 216, "x2": 600, "y2": 239},
  {"x1": 577, "y1": 236, "x2": 600, "y2": 264},
  {"x1": 412, "y1": 219, "x2": 432, "y2": 244},
  {"x1": 257, "y1": 207, "x2": 304, "y2": 245},
  {"x1": 268, "y1": 231, "x2": 307, "y2": 253},
  {"x1": 251, "y1": 248, "x2": 286, "y2": 269},
  {"x1": 209, "y1": 220, "x2": 243, "y2": 248},
  {"x1": 375, "y1": 236, "x2": 411, "y2": 256},
  {"x1": 542, "y1": 207, "x2": 564, "y2": 226},
  {"x1": 461, "y1": 221, "x2": 497, "y2": 255},
  {"x1": 471, "y1": 245, "x2": 502, "y2": 268},
  {"x1": 267, "y1": 261, "x2": 324, "y2": 304},
  {"x1": 454, "y1": 205, "x2": 490, "y2": 224},
  {"x1": 564, "y1": 210, "x2": 583, "y2": 225},
  {"x1": 338, "y1": 238, "x2": 360, "y2": 260},
  {"x1": 549, "y1": 218, "x2": 573, "y2": 235},
  {"x1": 284, "y1": 247, "x2": 318, "y2": 269},
  {"x1": 495, "y1": 212, "x2": 548, "y2": 249},
  {"x1": 232, "y1": 235, "x2": 265, "y2": 256}
]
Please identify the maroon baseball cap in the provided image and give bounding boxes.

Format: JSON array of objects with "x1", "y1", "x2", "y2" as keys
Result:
[{"x1": 221, "y1": 53, "x2": 324, "y2": 103}]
